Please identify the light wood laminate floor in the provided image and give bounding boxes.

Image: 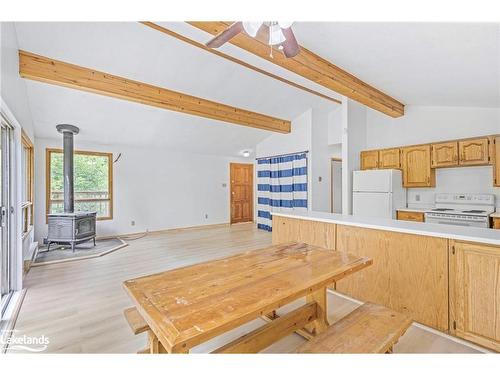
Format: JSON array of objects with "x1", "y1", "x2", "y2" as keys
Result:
[{"x1": 9, "y1": 223, "x2": 480, "y2": 353}]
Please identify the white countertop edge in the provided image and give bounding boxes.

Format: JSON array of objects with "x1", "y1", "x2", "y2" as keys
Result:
[
  {"x1": 273, "y1": 212, "x2": 500, "y2": 247},
  {"x1": 490, "y1": 212, "x2": 500, "y2": 218}
]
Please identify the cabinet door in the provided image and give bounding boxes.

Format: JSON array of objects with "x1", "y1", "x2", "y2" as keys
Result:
[
  {"x1": 459, "y1": 138, "x2": 490, "y2": 166},
  {"x1": 360, "y1": 150, "x2": 379, "y2": 170},
  {"x1": 494, "y1": 137, "x2": 499, "y2": 187},
  {"x1": 493, "y1": 218, "x2": 500, "y2": 229},
  {"x1": 271, "y1": 216, "x2": 336, "y2": 250},
  {"x1": 401, "y1": 145, "x2": 435, "y2": 187},
  {"x1": 379, "y1": 148, "x2": 401, "y2": 169},
  {"x1": 450, "y1": 241, "x2": 500, "y2": 351},
  {"x1": 431, "y1": 141, "x2": 458, "y2": 168}
]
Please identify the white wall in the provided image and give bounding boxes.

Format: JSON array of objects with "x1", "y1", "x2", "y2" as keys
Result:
[
  {"x1": 311, "y1": 108, "x2": 330, "y2": 212},
  {"x1": 1, "y1": 22, "x2": 35, "y2": 139},
  {"x1": 366, "y1": 105, "x2": 500, "y2": 149},
  {"x1": 366, "y1": 105, "x2": 500, "y2": 210},
  {"x1": 1, "y1": 22, "x2": 36, "y2": 281},
  {"x1": 328, "y1": 106, "x2": 343, "y2": 145},
  {"x1": 255, "y1": 109, "x2": 313, "y2": 211},
  {"x1": 34, "y1": 138, "x2": 248, "y2": 243},
  {"x1": 342, "y1": 99, "x2": 367, "y2": 214}
]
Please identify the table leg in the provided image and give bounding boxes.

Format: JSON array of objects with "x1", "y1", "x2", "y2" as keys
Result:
[{"x1": 305, "y1": 287, "x2": 329, "y2": 335}]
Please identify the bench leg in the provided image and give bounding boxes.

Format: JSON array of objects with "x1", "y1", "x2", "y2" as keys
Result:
[{"x1": 305, "y1": 287, "x2": 329, "y2": 336}]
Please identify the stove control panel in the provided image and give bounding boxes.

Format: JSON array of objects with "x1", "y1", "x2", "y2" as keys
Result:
[{"x1": 435, "y1": 193, "x2": 495, "y2": 205}]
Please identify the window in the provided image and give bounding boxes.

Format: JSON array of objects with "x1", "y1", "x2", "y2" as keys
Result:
[
  {"x1": 21, "y1": 131, "x2": 34, "y2": 236},
  {"x1": 46, "y1": 149, "x2": 113, "y2": 220}
]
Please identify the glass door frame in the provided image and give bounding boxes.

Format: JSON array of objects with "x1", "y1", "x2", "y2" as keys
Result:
[{"x1": 0, "y1": 109, "x2": 21, "y2": 319}]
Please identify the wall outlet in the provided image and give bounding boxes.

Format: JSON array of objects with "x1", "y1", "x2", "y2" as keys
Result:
[
  {"x1": 318, "y1": 176, "x2": 322, "y2": 182},
  {"x1": 222, "y1": 183, "x2": 227, "y2": 187},
  {"x1": 131, "y1": 220, "x2": 136, "y2": 226},
  {"x1": 205, "y1": 214, "x2": 208, "y2": 219},
  {"x1": 415, "y1": 194, "x2": 421, "y2": 202}
]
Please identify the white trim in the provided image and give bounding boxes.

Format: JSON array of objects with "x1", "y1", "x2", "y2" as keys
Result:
[
  {"x1": 1, "y1": 97, "x2": 25, "y2": 292},
  {"x1": 327, "y1": 289, "x2": 491, "y2": 353}
]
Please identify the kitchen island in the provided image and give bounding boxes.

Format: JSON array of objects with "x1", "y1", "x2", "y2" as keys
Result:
[{"x1": 271, "y1": 211, "x2": 500, "y2": 351}]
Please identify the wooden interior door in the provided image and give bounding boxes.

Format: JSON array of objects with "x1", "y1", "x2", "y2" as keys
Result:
[{"x1": 230, "y1": 163, "x2": 253, "y2": 224}]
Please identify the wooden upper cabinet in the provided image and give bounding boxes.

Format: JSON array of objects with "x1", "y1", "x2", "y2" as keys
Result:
[
  {"x1": 494, "y1": 136, "x2": 499, "y2": 187},
  {"x1": 431, "y1": 141, "x2": 458, "y2": 168},
  {"x1": 450, "y1": 241, "x2": 500, "y2": 352},
  {"x1": 360, "y1": 150, "x2": 379, "y2": 170},
  {"x1": 401, "y1": 145, "x2": 435, "y2": 188},
  {"x1": 458, "y1": 138, "x2": 490, "y2": 166},
  {"x1": 379, "y1": 148, "x2": 401, "y2": 169}
]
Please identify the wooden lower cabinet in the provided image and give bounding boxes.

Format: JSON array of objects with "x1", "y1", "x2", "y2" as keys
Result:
[
  {"x1": 271, "y1": 216, "x2": 336, "y2": 250},
  {"x1": 396, "y1": 210, "x2": 425, "y2": 222},
  {"x1": 449, "y1": 241, "x2": 500, "y2": 351},
  {"x1": 493, "y1": 218, "x2": 500, "y2": 229},
  {"x1": 335, "y1": 225, "x2": 449, "y2": 331}
]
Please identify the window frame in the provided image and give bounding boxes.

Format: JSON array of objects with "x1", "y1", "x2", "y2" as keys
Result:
[
  {"x1": 45, "y1": 148, "x2": 114, "y2": 221},
  {"x1": 21, "y1": 130, "x2": 34, "y2": 236}
]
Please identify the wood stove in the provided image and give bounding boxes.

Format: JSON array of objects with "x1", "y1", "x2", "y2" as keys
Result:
[{"x1": 47, "y1": 124, "x2": 97, "y2": 252}]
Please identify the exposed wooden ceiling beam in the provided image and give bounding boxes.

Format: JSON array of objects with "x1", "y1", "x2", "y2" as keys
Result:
[
  {"x1": 18, "y1": 50, "x2": 291, "y2": 133},
  {"x1": 188, "y1": 22, "x2": 405, "y2": 118},
  {"x1": 140, "y1": 22, "x2": 342, "y2": 105}
]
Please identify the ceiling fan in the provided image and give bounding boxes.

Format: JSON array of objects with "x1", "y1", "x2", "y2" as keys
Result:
[{"x1": 205, "y1": 22, "x2": 300, "y2": 58}]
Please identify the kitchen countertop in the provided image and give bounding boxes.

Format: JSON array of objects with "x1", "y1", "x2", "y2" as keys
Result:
[
  {"x1": 273, "y1": 211, "x2": 500, "y2": 246},
  {"x1": 491, "y1": 212, "x2": 500, "y2": 218}
]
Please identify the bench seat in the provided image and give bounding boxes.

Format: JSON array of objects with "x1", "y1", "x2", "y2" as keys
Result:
[
  {"x1": 124, "y1": 307, "x2": 149, "y2": 335},
  {"x1": 297, "y1": 303, "x2": 412, "y2": 353}
]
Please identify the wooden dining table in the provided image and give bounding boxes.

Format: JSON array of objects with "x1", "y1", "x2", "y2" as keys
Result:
[{"x1": 123, "y1": 242, "x2": 372, "y2": 353}]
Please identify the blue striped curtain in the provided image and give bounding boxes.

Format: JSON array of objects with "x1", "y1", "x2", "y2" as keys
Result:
[{"x1": 256, "y1": 152, "x2": 308, "y2": 231}]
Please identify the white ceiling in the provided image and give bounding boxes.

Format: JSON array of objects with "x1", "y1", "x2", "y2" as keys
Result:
[
  {"x1": 293, "y1": 22, "x2": 500, "y2": 107},
  {"x1": 14, "y1": 22, "x2": 337, "y2": 156},
  {"x1": 14, "y1": 22, "x2": 500, "y2": 156}
]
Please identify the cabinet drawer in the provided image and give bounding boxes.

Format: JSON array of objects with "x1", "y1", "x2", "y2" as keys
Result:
[{"x1": 396, "y1": 210, "x2": 425, "y2": 222}]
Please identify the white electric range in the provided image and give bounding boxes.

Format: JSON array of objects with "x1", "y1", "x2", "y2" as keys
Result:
[{"x1": 424, "y1": 193, "x2": 495, "y2": 228}]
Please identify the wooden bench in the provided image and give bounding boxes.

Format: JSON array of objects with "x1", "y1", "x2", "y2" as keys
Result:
[
  {"x1": 297, "y1": 303, "x2": 412, "y2": 353},
  {"x1": 124, "y1": 307, "x2": 150, "y2": 354}
]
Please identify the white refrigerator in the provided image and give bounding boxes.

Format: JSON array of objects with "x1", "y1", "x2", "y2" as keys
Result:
[{"x1": 352, "y1": 169, "x2": 406, "y2": 219}]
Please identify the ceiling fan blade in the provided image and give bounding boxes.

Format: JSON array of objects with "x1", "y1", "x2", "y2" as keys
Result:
[
  {"x1": 281, "y1": 28, "x2": 300, "y2": 58},
  {"x1": 205, "y1": 22, "x2": 243, "y2": 48}
]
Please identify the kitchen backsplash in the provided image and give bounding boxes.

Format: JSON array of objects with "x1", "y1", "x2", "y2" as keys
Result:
[{"x1": 406, "y1": 165, "x2": 500, "y2": 210}]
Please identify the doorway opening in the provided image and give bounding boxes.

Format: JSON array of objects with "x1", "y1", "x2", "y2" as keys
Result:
[{"x1": 230, "y1": 163, "x2": 254, "y2": 224}]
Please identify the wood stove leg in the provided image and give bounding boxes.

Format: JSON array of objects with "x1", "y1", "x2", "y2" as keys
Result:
[
  {"x1": 47, "y1": 241, "x2": 51, "y2": 252},
  {"x1": 72, "y1": 242, "x2": 75, "y2": 253},
  {"x1": 93, "y1": 237, "x2": 96, "y2": 246}
]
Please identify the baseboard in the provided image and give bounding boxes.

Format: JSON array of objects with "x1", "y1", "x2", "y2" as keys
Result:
[{"x1": 96, "y1": 222, "x2": 234, "y2": 240}]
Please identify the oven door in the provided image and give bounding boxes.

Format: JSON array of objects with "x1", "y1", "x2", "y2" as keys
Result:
[{"x1": 425, "y1": 214, "x2": 488, "y2": 228}]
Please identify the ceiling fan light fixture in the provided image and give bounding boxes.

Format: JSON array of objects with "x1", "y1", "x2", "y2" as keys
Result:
[
  {"x1": 268, "y1": 24, "x2": 286, "y2": 46},
  {"x1": 242, "y1": 22, "x2": 263, "y2": 37}
]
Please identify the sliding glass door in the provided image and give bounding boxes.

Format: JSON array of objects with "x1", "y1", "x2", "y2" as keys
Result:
[{"x1": 0, "y1": 119, "x2": 14, "y2": 316}]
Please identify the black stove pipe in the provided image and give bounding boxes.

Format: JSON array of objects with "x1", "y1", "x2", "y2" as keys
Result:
[{"x1": 56, "y1": 124, "x2": 80, "y2": 213}]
